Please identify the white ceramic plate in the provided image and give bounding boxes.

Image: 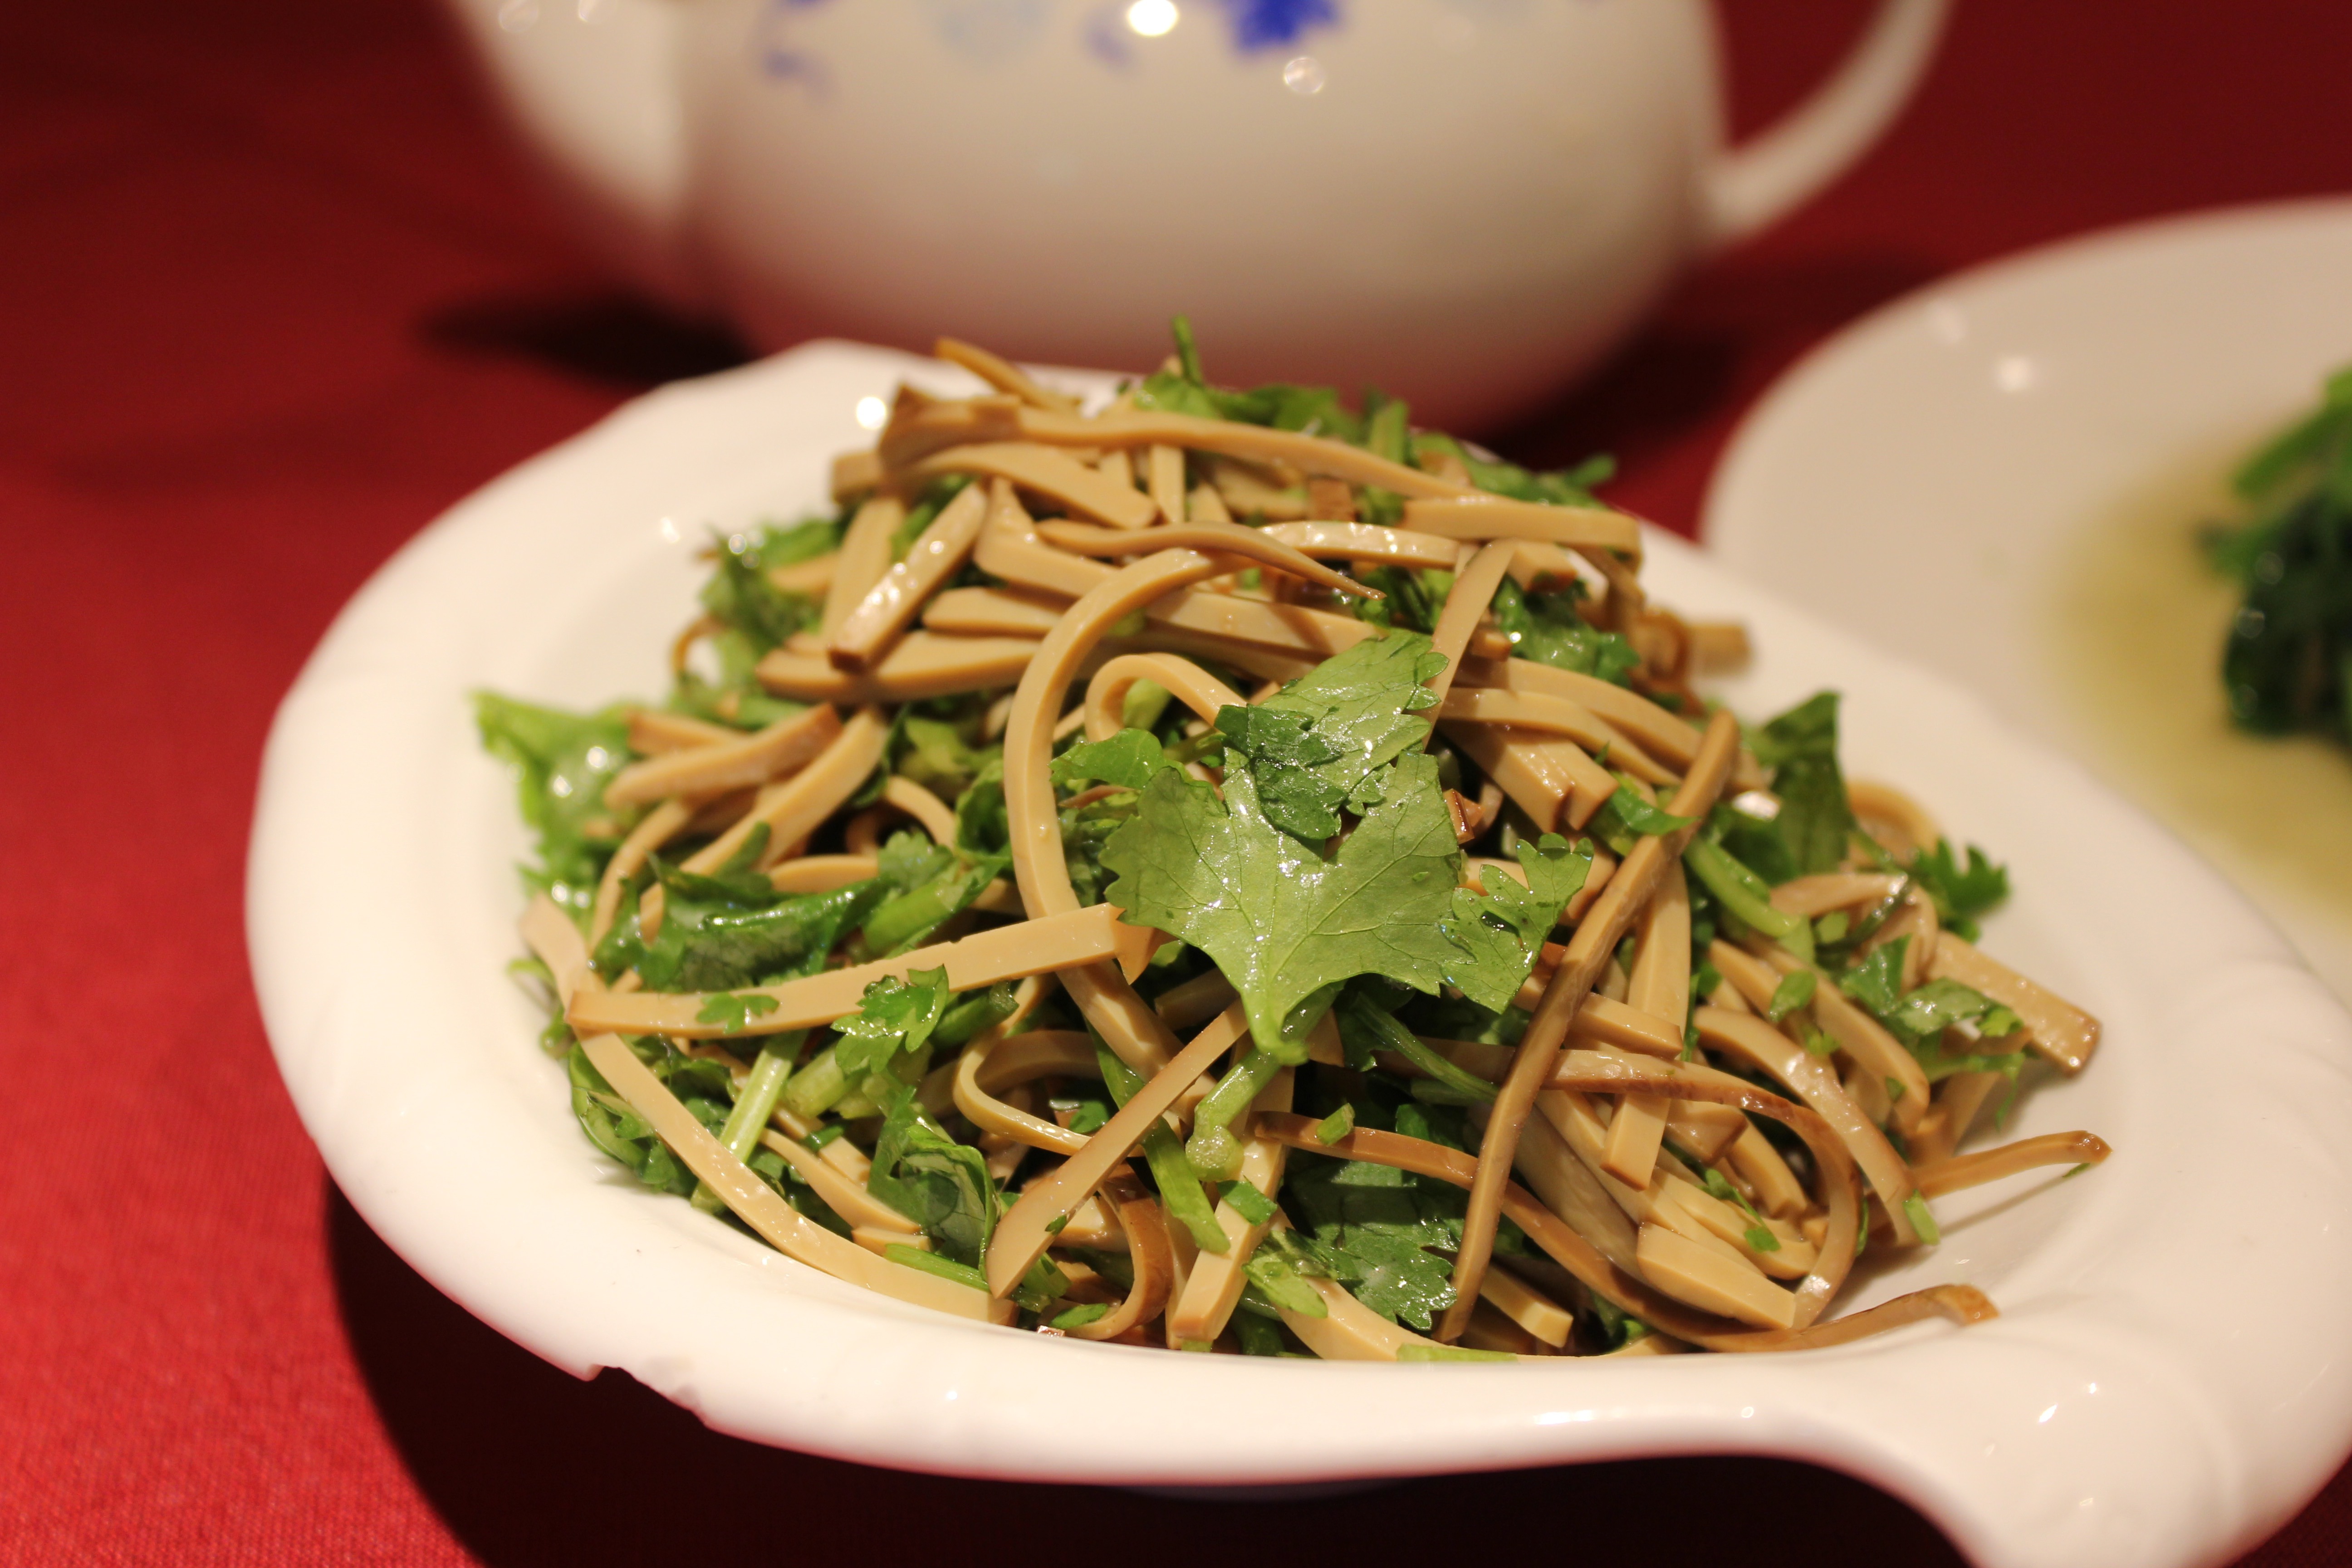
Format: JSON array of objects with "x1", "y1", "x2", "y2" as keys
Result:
[
  {"x1": 1705, "y1": 198, "x2": 2352, "y2": 1005},
  {"x1": 250, "y1": 341, "x2": 2352, "y2": 1568}
]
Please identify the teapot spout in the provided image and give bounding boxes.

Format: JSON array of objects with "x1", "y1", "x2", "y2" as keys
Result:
[{"x1": 441, "y1": 0, "x2": 706, "y2": 309}]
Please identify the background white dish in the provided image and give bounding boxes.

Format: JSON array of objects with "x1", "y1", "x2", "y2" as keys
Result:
[
  {"x1": 250, "y1": 341, "x2": 2352, "y2": 1568},
  {"x1": 1705, "y1": 197, "x2": 2352, "y2": 1002}
]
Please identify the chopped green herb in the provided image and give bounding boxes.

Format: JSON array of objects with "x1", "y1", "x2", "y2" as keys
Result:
[
  {"x1": 1764, "y1": 969, "x2": 1817, "y2": 1023},
  {"x1": 830, "y1": 968, "x2": 950, "y2": 1080},
  {"x1": 1314, "y1": 1104, "x2": 1357, "y2": 1144},
  {"x1": 1748, "y1": 692, "x2": 1857, "y2": 876},
  {"x1": 1226, "y1": 1179, "x2": 1279, "y2": 1227},
  {"x1": 1050, "y1": 727, "x2": 1179, "y2": 793},
  {"x1": 1901, "y1": 1192, "x2": 1941, "y2": 1246},
  {"x1": 1051, "y1": 1302, "x2": 1111, "y2": 1331},
  {"x1": 696, "y1": 990, "x2": 779, "y2": 1034},
  {"x1": 1439, "y1": 834, "x2": 1592, "y2": 1013}
]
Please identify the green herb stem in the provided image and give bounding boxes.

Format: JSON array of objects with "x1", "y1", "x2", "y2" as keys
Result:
[
  {"x1": 1683, "y1": 838, "x2": 1813, "y2": 962},
  {"x1": 691, "y1": 1032, "x2": 806, "y2": 1214}
]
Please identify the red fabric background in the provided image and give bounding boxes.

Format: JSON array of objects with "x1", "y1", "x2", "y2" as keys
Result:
[{"x1": 5, "y1": 3, "x2": 2350, "y2": 1563}]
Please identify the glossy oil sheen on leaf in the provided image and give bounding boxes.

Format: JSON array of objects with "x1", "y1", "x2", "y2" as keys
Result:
[
  {"x1": 1438, "y1": 834, "x2": 1592, "y2": 1013},
  {"x1": 1242, "y1": 630, "x2": 1447, "y2": 813},
  {"x1": 1100, "y1": 753, "x2": 1462, "y2": 1062}
]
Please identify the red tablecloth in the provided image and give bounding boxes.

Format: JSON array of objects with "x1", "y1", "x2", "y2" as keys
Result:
[{"x1": 7, "y1": 2, "x2": 2350, "y2": 1562}]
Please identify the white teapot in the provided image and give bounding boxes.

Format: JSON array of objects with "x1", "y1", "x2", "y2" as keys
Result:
[{"x1": 447, "y1": 0, "x2": 1945, "y2": 426}]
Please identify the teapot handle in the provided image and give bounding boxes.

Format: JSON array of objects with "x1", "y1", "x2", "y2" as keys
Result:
[
  {"x1": 442, "y1": 0, "x2": 704, "y2": 307},
  {"x1": 1701, "y1": 0, "x2": 1951, "y2": 251}
]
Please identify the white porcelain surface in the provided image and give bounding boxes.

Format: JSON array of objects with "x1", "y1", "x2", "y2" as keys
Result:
[
  {"x1": 250, "y1": 341, "x2": 2352, "y2": 1568},
  {"x1": 1705, "y1": 199, "x2": 2352, "y2": 1004},
  {"x1": 440, "y1": 0, "x2": 1944, "y2": 426}
]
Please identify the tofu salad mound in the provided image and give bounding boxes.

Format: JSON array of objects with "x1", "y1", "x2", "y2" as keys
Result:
[{"x1": 481, "y1": 324, "x2": 2111, "y2": 1357}]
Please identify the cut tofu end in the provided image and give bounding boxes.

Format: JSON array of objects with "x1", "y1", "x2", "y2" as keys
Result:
[{"x1": 1635, "y1": 1223, "x2": 1796, "y2": 1330}]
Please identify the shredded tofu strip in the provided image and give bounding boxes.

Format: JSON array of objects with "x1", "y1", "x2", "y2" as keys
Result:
[
  {"x1": 757, "y1": 632, "x2": 1048, "y2": 706},
  {"x1": 1165, "y1": 1068, "x2": 1295, "y2": 1343},
  {"x1": 1931, "y1": 933, "x2": 2102, "y2": 1072},
  {"x1": 579, "y1": 1033, "x2": 1014, "y2": 1324},
  {"x1": 1771, "y1": 872, "x2": 1902, "y2": 918},
  {"x1": 1602, "y1": 862, "x2": 1691, "y2": 1189},
  {"x1": 1761, "y1": 945, "x2": 1931, "y2": 1135},
  {"x1": 1061, "y1": 1167, "x2": 1176, "y2": 1340},
  {"x1": 627, "y1": 709, "x2": 739, "y2": 754},
  {"x1": 1008, "y1": 406, "x2": 1484, "y2": 501},
  {"x1": 921, "y1": 586, "x2": 1063, "y2": 638},
  {"x1": 827, "y1": 480, "x2": 992, "y2": 672},
  {"x1": 601, "y1": 704, "x2": 842, "y2": 808},
  {"x1": 908, "y1": 442, "x2": 1159, "y2": 529},
  {"x1": 1848, "y1": 779, "x2": 1944, "y2": 860},
  {"x1": 879, "y1": 775, "x2": 959, "y2": 843},
  {"x1": 1424, "y1": 542, "x2": 1518, "y2": 703},
  {"x1": 758, "y1": 1130, "x2": 921, "y2": 1233},
  {"x1": 1445, "y1": 721, "x2": 1619, "y2": 833},
  {"x1": 1259, "y1": 521, "x2": 1463, "y2": 568},
  {"x1": 1147, "y1": 443, "x2": 1187, "y2": 527},
  {"x1": 1911, "y1": 1131, "x2": 2112, "y2": 1198},
  {"x1": 1691, "y1": 1005, "x2": 1919, "y2": 1245},
  {"x1": 1083, "y1": 652, "x2": 1242, "y2": 741},
  {"x1": 954, "y1": 1029, "x2": 1098, "y2": 1154},
  {"x1": 567, "y1": 903, "x2": 1142, "y2": 1038},
  {"x1": 1454, "y1": 655, "x2": 1768, "y2": 792},
  {"x1": 1436, "y1": 709, "x2": 1740, "y2": 1342},
  {"x1": 1261, "y1": 1081, "x2": 1901, "y2": 1352},
  {"x1": 821, "y1": 495, "x2": 906, "y2": 635},
  {"x1": 931, "y1": 337, "x2": 1078, "y2": 413},
  {"x1": 520, "y1": 893, "x2": 596, "y2": 1006},
  {"x1": 984, "y1": 505, "x2": 1382, "y2": 658},
  {"x1": 589, "y1": 797, "x2": 694, "y2": 948},
  {"x1": 1435, "y1": 687, "x2": 1678, "y2": 787},
  {"x1": 1278, "y1": 1272, "x2": 1471, "y2": 1362},
  {"x1": 684, "y1": 706, "x2": 889, "y2": 873},
  {"x1": 1401, "y1": 497, "x2": 1645, "y2": 565},
  {"x1": 986, "y1": 1005, "x2": 1247, "y2": 1298}
]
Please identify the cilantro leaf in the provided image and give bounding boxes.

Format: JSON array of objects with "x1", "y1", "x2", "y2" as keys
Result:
[
  {"x1": 867, "y1": 1095, "x2": 996, "y2": 1264},
  {"x1": 830, "y1": 967, "x2": 950, "y2": 1080},
  {"x1": 1489, "y1": 576, "x2": 1640, "y2": 686},
  {"x1": 894, "y1": 715, "x2": 995, "y2": 803},
  {"x1": 955, "y1": 755, "x2": 1011, "y2": 857},
  {"x1": 1589, "y1": 779, "x2": 1695, "y2": 856},
  {"x1": 1350, "y1": 564, "x2": 1450, "y2": 633},
  {"x1": 1050, "y1": 727, "x2": 1181, "y2": 793},
  {"x1": 860, "y1": 850, "x2": 1011, "y2": 956},
  {"x1": 473, "y1": 692, "x2": 633, "y2": 918},
  {"x1": 1764, "y1": 969, "x2": 1817, "y2": 1023},
  {"x1": 696, "y1": 990, "x2": 779, "y2": 1035},
  {"x1": 672, "y1": 520, "x2": 835, "y2": 728},
  {"x1": 1281, "y1": 1153, "x2": 1468, "y2": 1330},
  {"x1": 1241, "y1": 631, "x2": 1447, "y2": 814},
  {"x1": 1437, "y1": 833, "x2": 1593, "y2": 1012},
  {"x1": 1215, "y1": 705, "x2": 1348, "y2": 840},
  {"x1": 1749, "y1": 692, "x2": 1857, "y2": 876},
  {"x1": 625, "y1": 873, "x2": 885, "y2": 993},
  {"x1": 1907, "y1": 838, "x2": 2010, "y2": 941},
  {"x1": 1837, "y1": 938, "x2": 1908, "y2": 1018},
  {"x1": 1879, "y1": 976, "x2": 2004, "y2": 1049},
  {"x1": 877, "y1": 828, "x2": 954, "y2": 892},
  {"x1": 1100, "y1": 754, "x2": 1463, "y2": 1063},
  {"x1": 1836, "y1": 943, "x2": 2023, "y2": 1083}
]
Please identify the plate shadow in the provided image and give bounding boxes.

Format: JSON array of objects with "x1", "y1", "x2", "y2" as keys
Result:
[{"x1": 327, "y1": 1181, "x2": 1965, "y2": 1568}]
